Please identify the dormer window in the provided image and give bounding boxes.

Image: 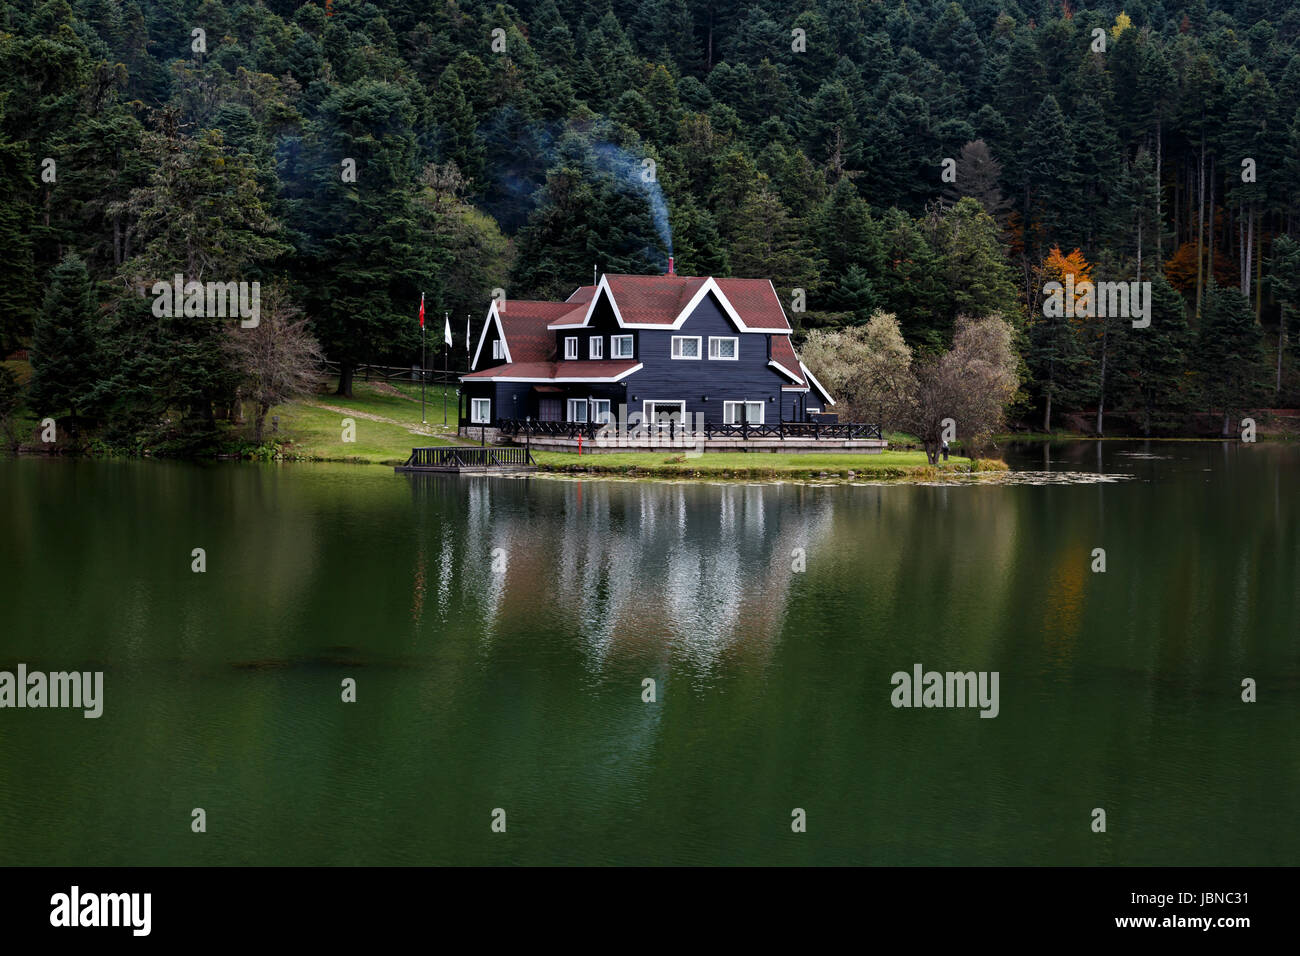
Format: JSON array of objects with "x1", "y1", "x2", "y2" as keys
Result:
[
  {"x1": 589, "y1": 337, "x2": 603, "y2": 359},
  {"x1": 492, "y1": 340, "x2": 504, "y2": 360},
  {"x1": 564, "y1": 336, "x2": 578, "y2": 360}
]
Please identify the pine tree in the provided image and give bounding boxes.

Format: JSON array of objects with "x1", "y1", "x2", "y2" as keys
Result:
[
  {"x1": 727, "y1": 181, "x2": 820, "y2": 310},
  {"x1": 1266, "y1": 235, "x2": 1300, "y2": 397},
  {"x1": 0, "y1": 95, "x2": 38, "y2": 351},
  {"x1": 1125, "y1": 275, "x2": 1192, "y2": 436},
  {"x1": 941, "y1": 139, "x2": 1011, "y2": 225},
  {"x1": 432, "y1": 67, "x2": 486, "y2": 187},
  {"x1": 1029, "y1": 246, "x2": 1093, "y2": 431},
  {"x1": 1196, "y1": 283, "x2": 1265, "y2": 435},
  {"x1": 30, "y1": 253, "x2": 98, "y2": 424},
  {"x1": 1023, "y1": 95, "x2": 1076, "y2": 258},
  {"x1": 293, "y1": 80, "x2": 436, "y2": 397}
]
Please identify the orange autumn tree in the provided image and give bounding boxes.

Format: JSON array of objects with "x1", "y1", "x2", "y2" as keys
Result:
[
  {"x1": 1040, "y1": 245, "x2": 1093, "y2": 310},
  {"x1": 1165, "y1": 241, "x2": 1238, "y2": 295},
  {"x1": 1164, "y1": 242, "x2": 1199, "y2": 294},
  {"x1": 1029, "y1": 246, "x2": 1093, "y2": 432}
]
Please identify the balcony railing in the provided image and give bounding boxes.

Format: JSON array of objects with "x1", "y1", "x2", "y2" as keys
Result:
[
  {"x1": 404, "y1": 446, "x2": 535, "y2": 468},
  {"x1": 492, "y1": 419, "x2": 882, "y2": 441}
]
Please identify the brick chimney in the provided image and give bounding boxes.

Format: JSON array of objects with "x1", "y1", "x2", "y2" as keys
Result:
[{"x1": 667, "y1": 256, "x2": 675, "y2": 276}]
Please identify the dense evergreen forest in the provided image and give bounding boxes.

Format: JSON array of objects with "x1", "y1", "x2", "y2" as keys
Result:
[{"x1": 1, "y1": 0, "x2": 1297, "y2": 450}]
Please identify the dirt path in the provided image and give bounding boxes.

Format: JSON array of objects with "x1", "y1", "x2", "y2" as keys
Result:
[{"x1": 307, "y1": 402, "x2": 444, "y2": 436}]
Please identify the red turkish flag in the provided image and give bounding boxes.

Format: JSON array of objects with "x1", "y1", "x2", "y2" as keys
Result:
[{"x1": 418, "y1": 293, "x2": 425, "y2": 329}]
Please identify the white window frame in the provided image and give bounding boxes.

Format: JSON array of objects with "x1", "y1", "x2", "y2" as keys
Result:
[
  {"x1": 611, "y1": 334, "x2": 634, "y2": 359},
  {"x1": 642, "y1": 400, "x2": 686, "y2": 428},
  {"x1": 564, "y1": 336, "x2": 578, "y2": 360},
  {"x1": 589, "y1": 336, "x2": 603, "y2": 359},
  {"x1": 723, "y1": 401, "x2": 764, "y2": 425},
  {"x1": 709, "y1": 336, "x2": 738, "y2": 360},
  {"x1": 470, "y1": 398, "x2": 491, "y2": 424},
  {"x1": 567, "y1": 398, "x2": 588, "y2": 423},
  {"x1": 590, "y1": 399, "x2": 611, "y2": 424},
  {"x1": 671, "y1": 335, "x2": 701, "y2": 360}
]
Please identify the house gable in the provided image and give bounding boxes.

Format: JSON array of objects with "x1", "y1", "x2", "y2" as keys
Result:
[{"x1": 470, "y1": 301, "x2": 510, "y2": 371}]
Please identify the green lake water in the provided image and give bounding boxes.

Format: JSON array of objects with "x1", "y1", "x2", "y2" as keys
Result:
[{"x1": 0, "y1": 442, "x2": 1296, "y2": 865}]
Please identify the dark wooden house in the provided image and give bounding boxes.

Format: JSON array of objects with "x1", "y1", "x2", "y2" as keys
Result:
[{"x1": 459, "y1": 267, "x2": 835, "y2": 430}]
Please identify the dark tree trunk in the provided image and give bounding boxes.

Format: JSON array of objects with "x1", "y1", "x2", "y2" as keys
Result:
[
  {"x1": 1207, "y1": 153, "x2": 1215, "y2": 286},
  {"x1": 336, "y1": 363, "x2": 354, "y2": 398},
  {"x1": 1195, "y1": 130, "x2": 1205, "y2": 321},
  {"x1": 1096, "y1": 325, "x2": 1107, "y2": 437},
  {"x1": 254, "y1": 402, "x2": 269, "y2": 444},
  {"x1": 1155, "y1": 119, "x2": 1163, "y2": 261}
]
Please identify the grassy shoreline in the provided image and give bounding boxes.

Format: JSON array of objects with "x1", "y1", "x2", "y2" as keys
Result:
[
  {"x1": 6, "y1": 369, "x2": 1291, "y2": 478},
  {"x1": 530, "y1": 449, "x2": 1002, "y2": 480}
]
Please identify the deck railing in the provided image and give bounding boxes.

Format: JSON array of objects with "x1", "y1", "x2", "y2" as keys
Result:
[
  {"x1": 404, "y1": 446, "x2": 536, "y2": 468},
  {"x1": 492, "y1": 419, "x2": 882, "y2": 441}
]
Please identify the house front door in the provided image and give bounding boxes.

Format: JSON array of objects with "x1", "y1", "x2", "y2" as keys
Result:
[{"x1": 644, "y1": 401, "x2": 685, "y2": 429}]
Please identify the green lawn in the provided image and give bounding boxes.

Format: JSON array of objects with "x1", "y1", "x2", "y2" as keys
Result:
[
  {"x1": 531, "y1": 449, "x2": 1002, "y2": 479},
  {"x1": 268, "y1": 380, "x2": 466, "y2": 464}
]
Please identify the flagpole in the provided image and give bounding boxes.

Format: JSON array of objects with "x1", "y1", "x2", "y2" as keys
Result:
[
  {"x1": 443, "y1": 311, "x2": 449, "y2": 426},
  {"x1": 420, "y1": 293, "x2": 426, "y2": 425}
]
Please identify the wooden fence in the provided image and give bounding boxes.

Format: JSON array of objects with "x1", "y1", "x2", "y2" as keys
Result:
[
  {"x1": 322, "y1": 361, "x2": 466, "y2": 387},
  {"x1": 494, "y1": 418, "x2": 882, "y2": 441},
  {"x1": 403, "y1": 446, "x2": 535, "y2": 469}
]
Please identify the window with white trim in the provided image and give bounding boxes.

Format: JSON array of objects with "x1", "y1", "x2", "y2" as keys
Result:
[
  {"x1": 709, "y1": 336, "x2": 738, "y2": 360},
  {"x1": 492, "y1": 339, "x2": 504, "y2": 360},
  {"x1": 611, "y1": 335, "x2": 634, "y2": 358},
  {"x1": 589, "y1": 336, "x2": 603, "y2": 359},
  {"x1": 590, "y1": 399, "x2": 611, "y2": 424},
  {"x1": 567, "y1": 398, "x2": 588, "y2": 423},
  {"x1": 471, "y1": 398, "x2": 491, "y2": 424},
  {"x1": 671, "y1": 335, "x2": 701, "y2": 359},
  {"x1": 723, "y1": 401, "x2": 764, "y2": 424},
  {"x1": 564, "y1": 337, "x2": 578, "y2": 360}
]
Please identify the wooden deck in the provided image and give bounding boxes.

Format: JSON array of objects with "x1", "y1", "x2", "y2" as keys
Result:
[
  {"x1": 395, "y1": 446, "x2": 537, "y2": 473},
  {"x1": 487, "y1": 419, "x2": 887, "y2": 455}
]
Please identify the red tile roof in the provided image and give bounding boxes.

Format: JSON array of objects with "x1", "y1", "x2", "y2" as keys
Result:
[
  {"x1": 712, "y1": 278, "x2": 794, "y2": 330},
  {"x1": 545, "y1": 274, "x2": 792, "y2": 331},
  {"x1": 486, "y1": 301, "x2": 570, "y2": 363},
  {"x1": 602, "y1": 274, "x2": 708, "y2": 325},
  {"x1": 769, "y1": 335, "x2": 806, "y2": 385}
]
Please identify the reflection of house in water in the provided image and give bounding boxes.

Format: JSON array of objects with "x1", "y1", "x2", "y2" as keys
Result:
[{"x1": 405, "y1": 476, "x2": 835, "y2": 674}]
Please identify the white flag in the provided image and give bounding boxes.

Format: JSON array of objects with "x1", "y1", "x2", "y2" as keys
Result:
[
  {"x1": 465, "y1": 315, "x2": 470, "y2": 352},
  {"x1": 444, "y1": 314, "x2": 452, "y2": 348}
]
